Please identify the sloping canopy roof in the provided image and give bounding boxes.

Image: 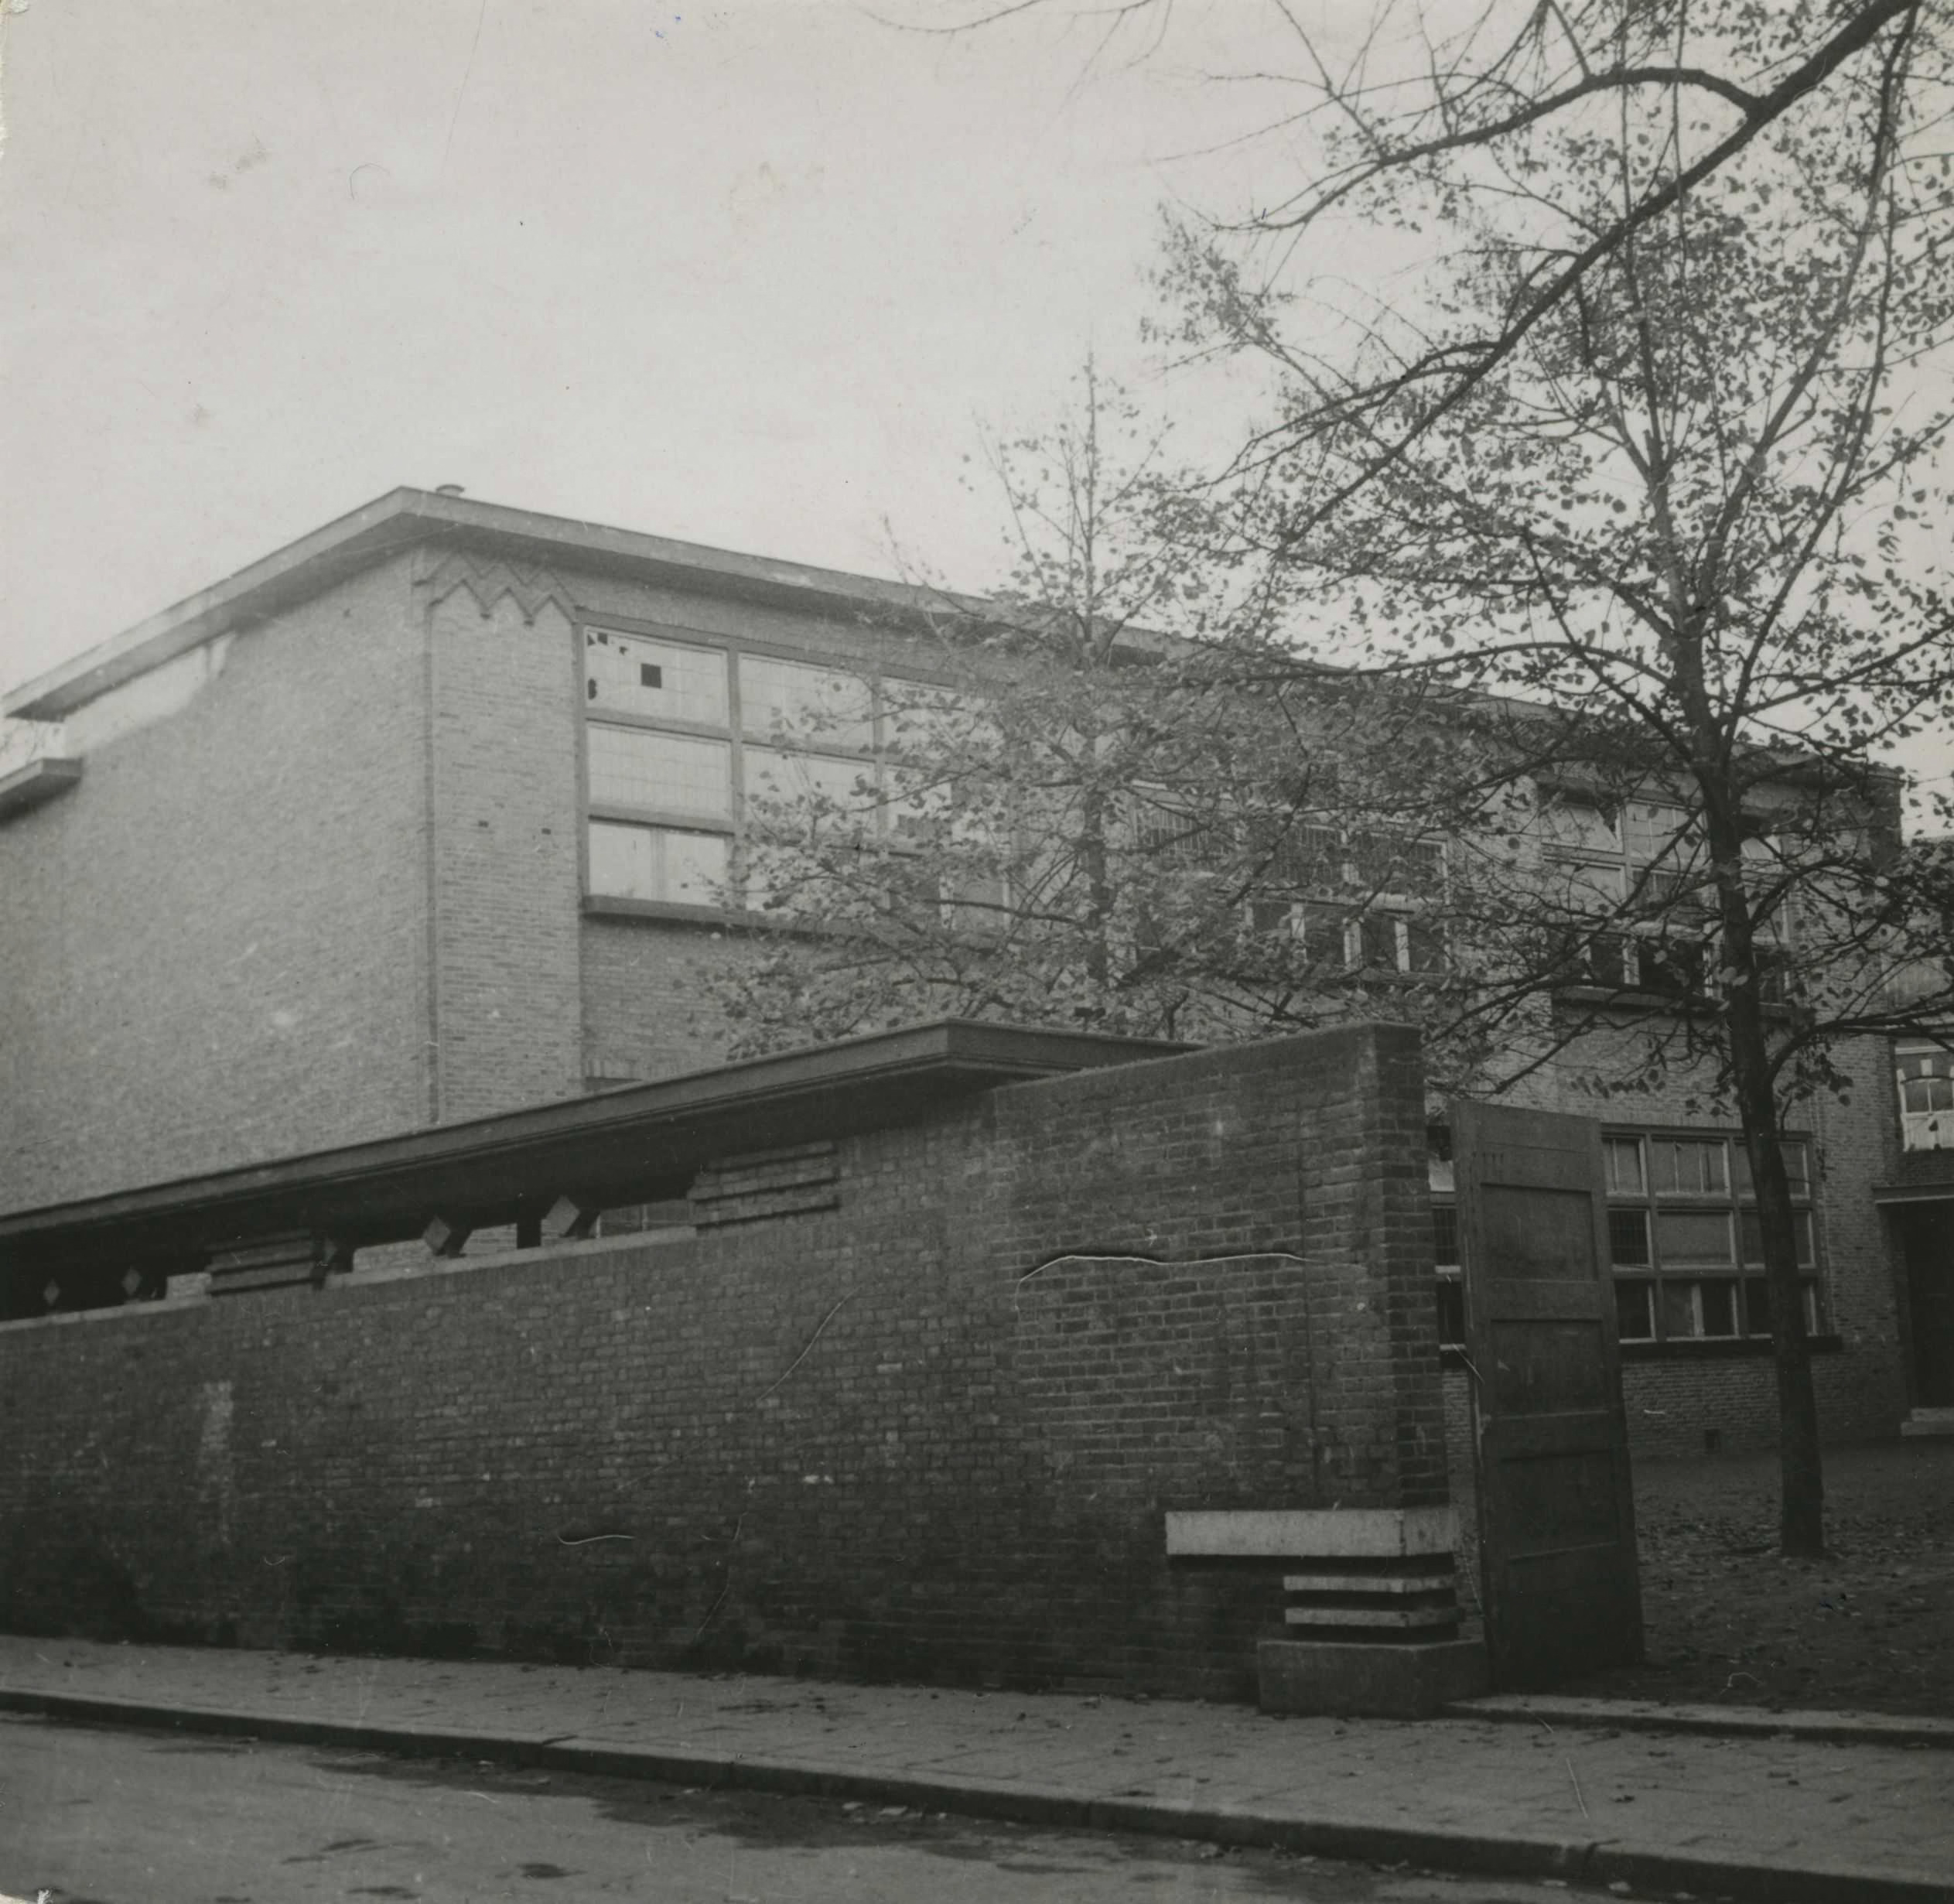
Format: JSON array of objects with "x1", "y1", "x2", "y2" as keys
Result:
[{"x1": 0, "y1": 1020, "x2": 1193, "y2": 1273}]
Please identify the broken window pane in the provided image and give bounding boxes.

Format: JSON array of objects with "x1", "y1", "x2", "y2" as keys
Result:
[
  {"x1": 585, "y1": 631, "x2": 728, "y2": 724},
  {"x1": 1615, "y1": 1280, "x2": 1655, "y2": 1340},
  {"x1": 1540, "y1": 798, "x2": 1620, "y2": 857}
]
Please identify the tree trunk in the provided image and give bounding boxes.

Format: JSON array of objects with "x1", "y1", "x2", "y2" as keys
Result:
[
  {"x1": 1669, "y1": 533, "x2": 1827, "y2": 1557},
  {"x1": 1730, "y1": 1036, "x2": 1827, "y2": 1557},
  {"x1": 1710, "y1": 804, "x2": 1826, "y2": 1557}
]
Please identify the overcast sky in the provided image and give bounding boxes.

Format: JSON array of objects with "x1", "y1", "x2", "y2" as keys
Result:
[
  {"x1": 0, "y1": 0, "x2": 1330, "y2": 696},
  {"x1": 5, "y1": 2, "x2": 1949, "y2": 813}
]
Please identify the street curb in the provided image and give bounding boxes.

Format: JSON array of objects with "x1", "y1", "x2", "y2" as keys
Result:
[
  {"x1": 3, "y1": 1687, "x2": 1949, "y2": 1904},
  {"x1": 1447, "y1": 1694, "x2": 1954, "y2": 1751}
]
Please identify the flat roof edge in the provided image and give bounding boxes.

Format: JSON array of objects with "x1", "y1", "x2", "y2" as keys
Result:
[
  {"x1": 0, "y1": 755, "x2": 84, "y2": 820},
  {"x1": 4, "y1": 488, "x2": 998, "y2": 721},
  {"x1": 1872, "y1": 1180, "x2": 1954, "y2": 1205},
  {"x1": 4, "y1": 490, "x2": 430, "y2": 720}
]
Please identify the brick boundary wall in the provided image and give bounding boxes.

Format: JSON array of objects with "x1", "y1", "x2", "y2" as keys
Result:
[{"x1": 0, "y1": 1025, "x2": 1444, "y2": 1701}]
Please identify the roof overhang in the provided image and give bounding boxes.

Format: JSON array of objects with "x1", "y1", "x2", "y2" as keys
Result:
[
  {"x1": 4, "y1": 488, "x2": 1000, "y2": 722},
  {"x1": 0, "y1": 756, "x2": 83, "y2": 820},
  {"x1": 0, "y1": 1020, "x2": 1194, "y2": 1272},
  {"x1": 1873, "y1": 1180, "x2": 1954, "y2": 1206}
]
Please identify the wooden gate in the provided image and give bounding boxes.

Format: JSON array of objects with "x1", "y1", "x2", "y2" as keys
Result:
[{"x1": 1454, "y1": 1099, "x2": 1642, "y2": 1690}]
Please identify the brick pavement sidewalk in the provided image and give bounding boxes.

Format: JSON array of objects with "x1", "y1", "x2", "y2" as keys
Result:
[{"x1": 0, "y1": 1636, "x2": 1949, "y2": 1901}]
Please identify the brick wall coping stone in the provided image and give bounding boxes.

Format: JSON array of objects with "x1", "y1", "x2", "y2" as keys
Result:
[{"x1": 1167, "y1": 1507, "x2": 1460, "y2": 1558}]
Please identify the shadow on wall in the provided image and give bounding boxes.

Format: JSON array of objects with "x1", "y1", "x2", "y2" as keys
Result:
[{"x1": 0, "y1": 1514, "x2": 230, "y2": 1649}]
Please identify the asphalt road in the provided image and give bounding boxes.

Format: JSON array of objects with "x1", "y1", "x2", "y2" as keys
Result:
[{"x1": 0, "y1": 1712, "x2": 1602, "y2": 1904}]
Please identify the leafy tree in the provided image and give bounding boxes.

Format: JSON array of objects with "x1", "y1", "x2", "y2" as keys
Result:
[
  {"x1": 913, "y1": 0, "x2": 1947, "y2": 522},
  {"x1": 1157, "y1": 0, "x2": 1954, "y2": 1555},
  {"x1": 753, "y1": 2, "x2": 1954, "y2": 1558},
  {"x1": 710, "y1": 362, "x2": 1447, "y2": 1053}
]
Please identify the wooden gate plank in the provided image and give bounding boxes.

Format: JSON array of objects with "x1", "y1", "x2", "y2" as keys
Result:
[{"x1": 1455, "y1": 1099, "x2": 1643, "y2": 1690}]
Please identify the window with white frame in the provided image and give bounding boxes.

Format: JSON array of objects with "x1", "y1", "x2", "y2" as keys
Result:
[
  {"x1": 1897, "y1": 1042, "x2": 1954, "y2": 1151},
  {"x1": 581, "y1": 623, "x2": 976, "y2": 914},
  {"x1": 1541, "y1": 795, "x2": 1687, "y2": 990},
  {"x1": 1430, "y1": 1128, "x2": 1464, "y2": 1349},
  {"x1": 1251, "y1": 823, "x2": 1447, "y2": 976},
  {"x1": 890, "y1": 781, "x2": 1010, "y2": 932},
  {"x1": 1134, "y1": 809, "x2": 1235, "y2": 873},
  {"x1": 1539, "y1": 793, "x2": 1799, "y2": 999},
  {"x1": 1125, "y1": 807, "x2": 1244, "y2": 965},
  {"x1": 1604, "y1": 1130, "x2": 1822, "y2": 1343}
]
